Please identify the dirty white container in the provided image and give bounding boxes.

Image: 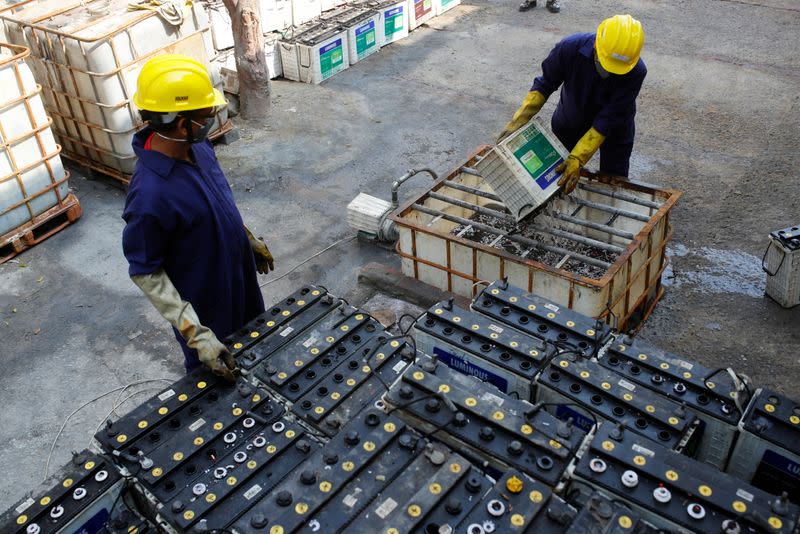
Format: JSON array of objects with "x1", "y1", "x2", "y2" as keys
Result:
[
  {"x1": 205, "y1": 0, "x2": 234, "y2": 51},
  {"x1": 320, "y1": 0, "x2": 336, "y2": 11},
  {"x1": 259, "y1": 0, "x2": 293, "y2": 32},
  {"x1": 764, "y1": 226, "x2": 800, "y2": 308},
  {"x1": 407, "y1": 0, "x2": 434, "y2": 30},
  {"x1": 332, "y1": 8, "x2": 381, "y2": 64},
  {"x1": 435, "y1": 0, "x2": 460, "y2": 15},
  {"x1": 1, "y1": 0, "x2": 223, "y2": 181},
  {"x1": 0, "y1": 43, "x2": 69, "y2": 237},
  {"x1": 291, "y1": 0, "x2": 322, "y2": 27},
  {"x1": 473, "y1": 117, "x2": 569, "y2": 221},
  {"x1": 374, "y1": 0, "x2": 408, "y2": 45},
  {"x1": 279, "y1": 24, "x2": 348, "y2": 84}
]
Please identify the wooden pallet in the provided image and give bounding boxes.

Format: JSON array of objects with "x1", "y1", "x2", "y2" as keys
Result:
[{"x1": 0, "y1": 193, "x2": 82, "y2": 264}]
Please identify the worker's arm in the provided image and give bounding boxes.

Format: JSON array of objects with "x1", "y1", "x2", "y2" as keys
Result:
[
  {"x1": 131, "y1": 269, "x2": 238, "y2": 381},
  {"x1": 556, "y1": 127, "x2": 606, "y2": 194},
  {"x1": 497, "y1": 91, "x2": 547, "y2": 143},
  {"x1": 244, "y1": 226, "x2": 274, "y2": 274}
]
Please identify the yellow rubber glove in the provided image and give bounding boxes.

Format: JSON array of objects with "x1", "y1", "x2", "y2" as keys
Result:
[
  {"x1": 245, "y1": 226, "x2": 275, "y2": 274},
  {"x1": 497, "y1": 91, "x2": 547, "y2": 143},
  {"x1": 132, "y1": 269, "x2": 239, "y2": 381},
  {"x1": 556, "y1": 127, "x2": 606, "y2": 194}
]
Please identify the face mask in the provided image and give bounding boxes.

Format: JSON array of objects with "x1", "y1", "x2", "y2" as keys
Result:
[{"x1": 187, "y1": 119, "x2": 214, "y2": 143}]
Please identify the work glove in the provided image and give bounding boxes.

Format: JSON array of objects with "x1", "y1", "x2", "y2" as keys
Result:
[
  {"x1": 556, "y1": 127, "x2": 606, "y2": 195},
  {"x1": 245, "y1": 226, "x2": 275, "y2": 274},
  {"x1": 497, "y1": 91, "x2": 547, "y2": 143},
  {"x1": 131, "y1": 269, "x2": 239, "y2": 382}
]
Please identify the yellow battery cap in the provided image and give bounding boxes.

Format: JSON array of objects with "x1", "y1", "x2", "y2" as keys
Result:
[{"x1": 506, "y1": 475, "x2": 524, "y2": 494}]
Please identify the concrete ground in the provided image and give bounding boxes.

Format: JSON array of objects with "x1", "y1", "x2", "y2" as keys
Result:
[{"x1": 1, "y1": 0, "x2": 799, "y2": 510}]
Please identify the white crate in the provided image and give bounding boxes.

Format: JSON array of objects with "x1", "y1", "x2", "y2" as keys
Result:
[
  {"x1": 764, "y1": 232, "x2": 800, "y2": 308},
  {"x1": 473, "y1": 117, "x2": 569, "y2": 222},
  {"x1": 407, "y1": 0, "x2": 434, "y2": 30},
  {"x1": 279, "y1": 25, "x2": 349, "y2": 84},
  {"x1": 259, "y1": 0, "x2": 292, "y2": 32}
]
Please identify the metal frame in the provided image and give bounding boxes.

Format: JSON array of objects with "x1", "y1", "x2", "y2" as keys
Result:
[{"x1": 389, "y1": 146, "x2": 682, "y2": 330}]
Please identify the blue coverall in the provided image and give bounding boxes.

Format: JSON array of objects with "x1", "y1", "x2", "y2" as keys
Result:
[
  {"x1": 532, "y1": 33, "x2": 647, "y2": 177},
  {"x1": 122, "y1": 128, "x2": 265, "y2": 370}
]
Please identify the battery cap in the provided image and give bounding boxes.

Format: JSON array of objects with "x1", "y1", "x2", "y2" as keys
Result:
[{"x1": 506, "y1": 475, "x2": 524, "y2": 494}]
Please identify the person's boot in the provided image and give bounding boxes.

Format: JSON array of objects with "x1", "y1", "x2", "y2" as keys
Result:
[
  {"x1": 518, "y1": 0, "x2": 536, "y2": 11},
  {"x1": 546, "y1": 0, "x2": 560, "y2": 12}
]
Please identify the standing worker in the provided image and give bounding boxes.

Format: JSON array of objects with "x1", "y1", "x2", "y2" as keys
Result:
[
  {"x1": 122, "y1": 55, "x2": 275, "y2": 381},
  {"x1": 498, "y1": 14, "x2": 646, "y2": 194}
]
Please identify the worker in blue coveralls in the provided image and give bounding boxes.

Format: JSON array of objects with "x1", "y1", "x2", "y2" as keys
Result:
[
  {"x1": 122, "y1": 54, "x2": 274, "y2": 381},
  {"x1": 498, "y1": 14, "x2": 646, "y2": 194}
]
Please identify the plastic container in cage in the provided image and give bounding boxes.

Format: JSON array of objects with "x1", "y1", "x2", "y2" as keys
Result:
[
  {"x1": 0, "y1": 0, "x2": 229, "y2": 183},
  {"x1": 0, "y1": 42, "x2": 80, "y2": 263},
  {"x1": 408, "y1": 0, "x2": 434, "y2": 30},
  {"x1": 279, "y1": 23, "x2": 349, "y2": 84},
  {"x1": 473, "y1": 117, "x2": 569, "y2": 221}
]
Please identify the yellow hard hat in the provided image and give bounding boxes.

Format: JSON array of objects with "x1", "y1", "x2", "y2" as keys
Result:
[
  {"x1": 595, "y1": 14, "x2": 644, "y2": 75},
  {"x1": 133, "y1": 54, "x2": 226, "y2": 113}
]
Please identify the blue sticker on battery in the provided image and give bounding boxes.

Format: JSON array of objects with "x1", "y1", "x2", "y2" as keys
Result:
[
  {"x1": 761, "y1": 449, "x2": 800, "y2": 479},
  {"x1": 433, "y1": 347, "x2": 509, "y2": 393}
]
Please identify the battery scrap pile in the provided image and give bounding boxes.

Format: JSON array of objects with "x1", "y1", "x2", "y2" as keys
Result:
[{"x1": 3, "y1": 280, "x2": 799, "y2": 534}]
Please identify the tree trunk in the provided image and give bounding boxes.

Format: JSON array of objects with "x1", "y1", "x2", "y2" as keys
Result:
[{"x1": 222, "y1": 0, "x2": 270, "y2": 119}]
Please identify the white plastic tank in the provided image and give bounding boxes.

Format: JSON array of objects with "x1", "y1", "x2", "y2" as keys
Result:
[
  {"x1": 291, "y1": 0, "x2": 322, "y2": 27},
  {"x1": 259, "y1": 0, "x2": 292, "y2": 33},
  {"x1": 373, "y1": 0, "x2": 409, "y2": 46},
  {"x1": 0, "y1": 43, "x2": 70, "y2": 238},
  {"x1": 408, "y1": 0, "x2": 434, "y2": 30},
  {"x1": 205, "y1": 0, "x2": 234, "y2": 52},
  {"x1": 0, "y1": 0, "x2": 225, "y2": 181},
  {"x1": 279, "y1": 23, "x2": 349, "y2": 84}
]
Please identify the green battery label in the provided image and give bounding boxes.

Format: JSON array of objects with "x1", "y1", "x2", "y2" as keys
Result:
[
  {"x1": 319, "y1": 38, "x2": 344, "y2": 80},
  {"x1": 384, "y1": 6, "x2": 404, "y2": 37},
  {"x1": 509, "y1": 124, "x2": 563, "y2": 190},
  {"x1": 355, "y1": 20, "x2": 376, "y2": 59}
]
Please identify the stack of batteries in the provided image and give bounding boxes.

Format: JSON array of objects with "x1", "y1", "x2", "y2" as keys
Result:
[{"x1": 3, "y1": 279, "x2": 799, "y2": 534}]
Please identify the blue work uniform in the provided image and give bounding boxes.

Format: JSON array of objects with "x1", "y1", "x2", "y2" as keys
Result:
[
  {"x1": 122, "y1": 128, "x2": 265, "y2": 370},
  {"x1": 532, "y1": 32, "x2": 647, "y2": 177}
]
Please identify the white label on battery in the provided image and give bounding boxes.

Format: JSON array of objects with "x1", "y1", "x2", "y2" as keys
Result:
[
  {"x1": 631, "y1": 444, "x2": 655, "y2": 457},
  {"x1": 544, "y1": 303, "x2": 559, "y2": 313},
  {"x1": 392, "y1": 361, "x2": 408, "y2": 373},
  {"x1": 279, "y1": 327, "x2": 294, "y2": 337},
  {"x1": 375, "y1": 497, "x2": 398, "y2": 518},
  {"x1": 244, "y1": 484, "x2": 262, "y2": 500},
  {"x1": 617, "y1": 379, "x2": 637, "y2": 392},
  {"x1": 158, "y1": 389, "x2": 176, "y2": 401},
  {"x1": 343, "y1": 488, "x2": 362, "y2": 508},
  {"x1": 15, "y1": 497, "x2": 34, "y2": 514},
  {"x1": 302, "y1": 336, "x2": 318, "y2": 348},
  {"x1": 676, "y1": 359, "x2": 693, "y2": 370},
  {"x1": 488, "y1": 324, "x2": 504, "y2": 334},
  {"x1": 736, "y1": 488, "x2": 754, "y2": 502},
  {"x1": 481, "y1": 391, "x2": 505, "y2": 407},
  {"x1": 189, "y1": 418, "x2": 206, "y2": 432}
]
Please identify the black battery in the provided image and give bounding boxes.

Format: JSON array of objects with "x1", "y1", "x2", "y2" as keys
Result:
[
  {"x1": 455, "y1": 471, "x2": 578, "y2": 534},
  {"x1": 536, "y1": 356, "x2": 698, "y2": 451},
  {"x1": 235, "y1": 292, "x2": 342, "y2": 370},
  {"x1": 563, "y1": 492, "x2": 661, "y2": 533},
  {"x1": 229, "y1": 410, "x2": 420, "y2": 533},
  {"x1": 413, "y1": 299, "x2": 552, "y2": 400},
  {"x1": 727, "y1": 388, "x2": 800, "y2": 505},
  {"x1": 223, "y1": 284, "x2": 332, "y2": 358},
  {"x1": 346, "y1": 447, "x2": 488, "y2": 534},
  {"x1": 383, "y1": 357, "x2": 587, "y2": 488},
  {"x1": 602, "y1": 334, "x2": 750, "y2": 469},
  {"x1": 472, "y1": 279, "x2": 612, "y2": 357},
  {"x1": 1, "y1": 451, "x2": 123, "y2": 534},
  {"x1": 155, "y1": 418, "x2": 318, "y2": 532},
  {"x1": 572, "y1": 423, "x2": 799, "y2": 533},
  {"x1": 252, "y1": 306, "x2": 385, "y2": 401},
  {"x1": 291, "y1": 334, "x2": 413, "y2": 436}
]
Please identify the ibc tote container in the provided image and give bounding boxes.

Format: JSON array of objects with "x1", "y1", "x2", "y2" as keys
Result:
[
  {"x1": 0, "y1": 0, "x2": 230, "y2": 184},
  {"x1": 0, "y1": 42, "x2": 80, "y2": 263}
]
